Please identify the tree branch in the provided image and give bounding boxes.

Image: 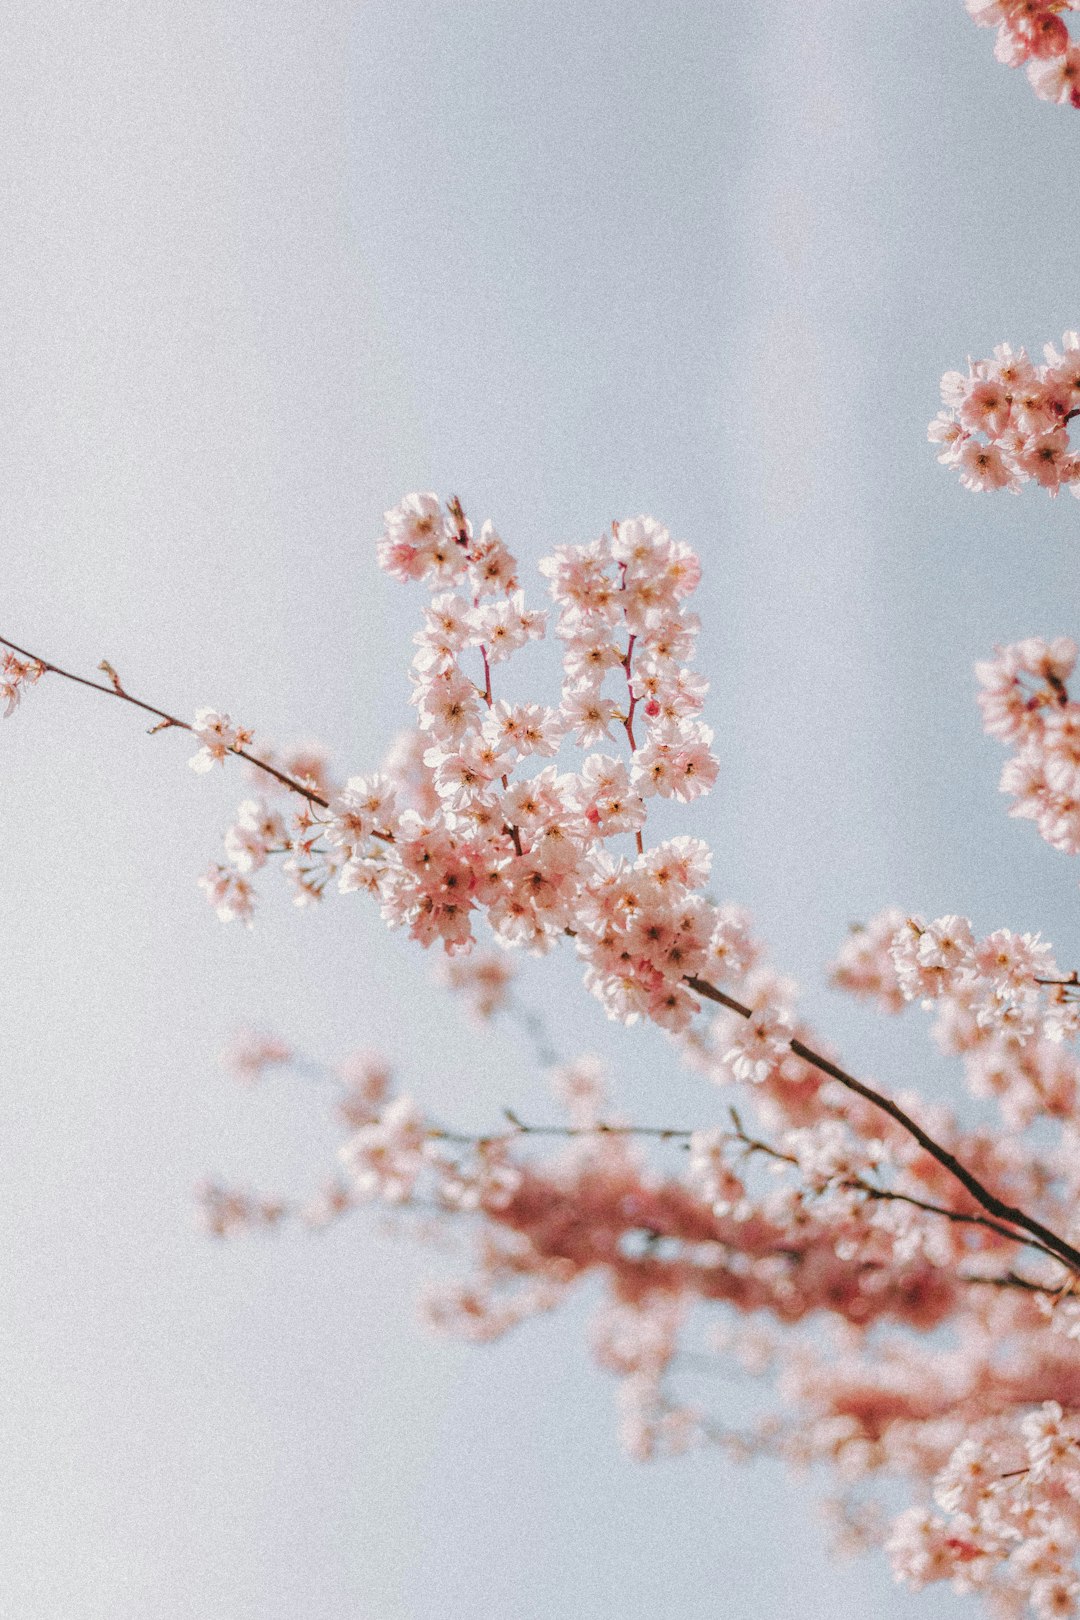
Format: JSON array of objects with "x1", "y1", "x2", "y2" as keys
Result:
[
  {"x1": 8, "y1": 634, "x2": 1079, "y2": 1276},
  {"x1": 685, "y1": 976, "x2": 1080, "y2": 1275},
  {"x1": 0, "y1": 634, "x2": 330, "y2": 808}
]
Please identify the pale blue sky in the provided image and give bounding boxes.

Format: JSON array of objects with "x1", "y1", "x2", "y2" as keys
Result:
[{"x1": 3, "y1": 3, "x2": 1080, "y2": 1617}]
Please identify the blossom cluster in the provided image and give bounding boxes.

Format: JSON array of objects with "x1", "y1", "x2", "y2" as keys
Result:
[
  {"x1": 966, "y1": 0, "x2": 1080, "y2": 106},
  {"x1": 930, "y1": 336, "x2": 1080, "y2": 495},
  {"x1": 833, "y1": 909, "x2": 1080, "y2": 1129},
  {"x1": 886, "y1": 1402, "x2": 1080, "y2": 1617},
  {"x1": 976, "y1": 637, "x2": 1080, "y2": 861},
  {"x1": 188, "y1": 708, "x2": 254, "y2": 773},
  {"x1": 197, "y1": 496, "x2": 730, "y2": 1031}
]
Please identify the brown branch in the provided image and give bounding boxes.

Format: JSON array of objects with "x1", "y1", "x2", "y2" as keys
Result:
[
  {"x1": 431, "y1": 1113, "x2": 696, "y2": 1148},
  {"x1": 685, "y1": 975, "x2": 1080, "y2": 1275},
  {"x1": 721, "y1": 1108, "x2": 1063, "y2": 1262},
  {"x1": 0, "y1": 635, "x2": 330, "y2": 809},
  {"x1": 615, "y1": 553, "x2": 645, "y2": 857},
  {"x1": 853, "y1": 1184, "x2": 1064, "y2": 1264},
  {"x1": 964, "y1": 1271, "x2": 1063, "y2": 1297},
  {"x1": 430, "y1": 1109, "x2": 1068, "y2": 1268}
]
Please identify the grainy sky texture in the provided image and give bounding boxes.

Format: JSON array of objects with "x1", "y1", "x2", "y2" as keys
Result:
[{"x1": 3, "y1": 3, "x2": 1080, "y2": 1617}]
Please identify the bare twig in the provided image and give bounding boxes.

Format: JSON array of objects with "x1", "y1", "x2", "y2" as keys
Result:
[{"x1": 1, "y1": 634, "x2": 330, "y2": 808}]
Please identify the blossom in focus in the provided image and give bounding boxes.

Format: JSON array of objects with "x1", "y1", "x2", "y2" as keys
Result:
[
  {"x1": 931, "y1": 335, "x2": 1080, "y2": 498},
  {"x1": 976, "y1": 638, "x2": 1080, "y2": 865},
  {"x1": 189, "y1": 708, "x2": 254, "y2": 772},
  {"x1": 723, "y1": 1004, "x2": 794, "y2": 1083}
]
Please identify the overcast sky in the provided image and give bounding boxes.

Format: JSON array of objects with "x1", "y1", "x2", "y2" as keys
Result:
[{"x1": 3, "y1": 3, "x2": 1080, "y2": 1617}]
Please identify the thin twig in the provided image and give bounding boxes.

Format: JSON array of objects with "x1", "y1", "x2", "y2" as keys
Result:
[
  {"x1": 0, "y1": 635, "x2": 330, "y2": 808},
  {"x1": 685, "y1": 976, "x2": 1080, "y2": 1275}
]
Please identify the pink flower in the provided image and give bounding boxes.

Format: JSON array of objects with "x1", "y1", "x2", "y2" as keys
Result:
[
  {"x1": 468, "y1": 591, "x2": 546, "y2": 664},
  {"x1": 959, "y1": 379, "x2": 1012, "y2": 438},
  {"x1": 376, "y1": 493, "x2": 466, "y2": 586},
  {"x1": 0, "y1": 651, "x2": 45, "y2": 717},
  {"x1": 632, "y1": 720, "x2": 719, "y2": 801},
  {"x1": 965, "y1": 0, "x2": 1080, "y2": 107},
  {"x1": 956, "y1": 439, "x2": 1019, "y2": 492},
  {"x1": 830, "y1": 910, "x2": 908, "y2": 1013},
  {"x1": 198, "y1": 863, "x2": 255, "y2": 924},
  {"x1": 560, "y1": 687, "x2": 620, "y2": 747},
  {"x1": 467, "y1": 521, "x2": 518, "y2": 597},
  {"x1": 223, "y1": 799, "x2": 287, "y2": 873},
  {"x1": 723, "y1": 1004, "x2": 794, "y2": 1083},
  {"x1": 572, "y1": 754, "x2": 646, "y2": 838},
  {"x1": 189, "y1": 708, "x2": 254, "y2": 772},
  {"x1": 439, "y1": 948, "x2": 515, "y2": 1022},
  {"x1": 339, "y1": 1094, "x2": 428, "y2": 1203},
  {"x1": 325, "y1": 775, "x2": 398, "y2": 855},
  {"x1": 482, "y1": 701, "x2": 562, "y2": 758},
  {"x1": 936, "y1": 333, "x2": 1080, "y2": 499},
  {"x1": 222, "y1": 1029, "x2": 293, "y2": 1083},
  {"x1": 1029, "y1": 42, "x2": 1080, "y2": 102}
]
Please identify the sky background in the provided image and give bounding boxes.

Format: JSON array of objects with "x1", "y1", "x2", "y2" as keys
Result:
[{"x1": 3, "y1": 2, "x2": 1080, "y2": 1617}]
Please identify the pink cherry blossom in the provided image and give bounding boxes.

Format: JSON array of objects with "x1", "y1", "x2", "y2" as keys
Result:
[
  {"x1": 966, "y1": 0, "x2": 1080, "y2": 107},
  {"x1": 189, "y1": 708, "x2": 254, "y2": 772},
  {"x1": 934, "y1": 335, "x2": 1080, "y2": 499}
]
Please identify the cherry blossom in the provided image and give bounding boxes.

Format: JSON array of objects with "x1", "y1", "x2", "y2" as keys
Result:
[
  {"x1": 197, "y1": 864, "x2": 255, "y2": 925},
  {"x1": 966, "y1": 0, "x2": 1080, "y2": 107},
  {"x1": 976, "y1": 639, "x2": 1080, "y2": 863},
  {"x1": 438, "y1": 949, "x2": 516, "y2": 1023},
  {"x1": 189, "y1": 708, "x2": 254, "y2": 773},
  {"x1": 932, "y1": 336, "x2": 1080, "y2": 498},
  {"x1": 10, "y1": 17, "x2": 1080, "y2": 1610}
]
